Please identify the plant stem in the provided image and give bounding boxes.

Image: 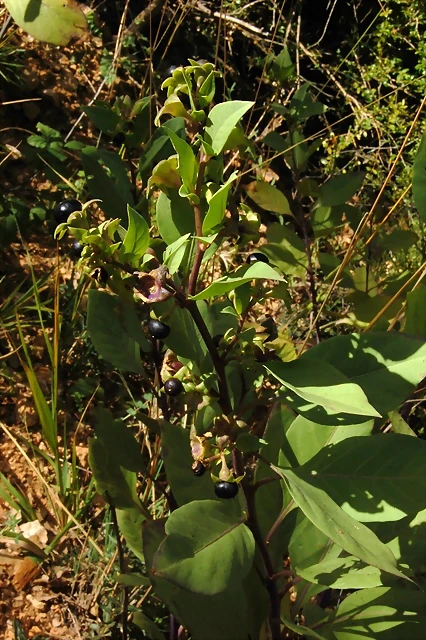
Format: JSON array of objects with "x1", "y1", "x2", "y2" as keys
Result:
[
  {"x1": 188, "y1": 156, "x2": 209, "y2": 296},
  {"x1": 106, "y1": 493, "x2": 128, "y2": 640},
  {"x1": 232, "y1": 449, "x2": 281, "y2": 640}
]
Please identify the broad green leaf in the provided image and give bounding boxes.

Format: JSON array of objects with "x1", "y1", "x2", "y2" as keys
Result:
[
  {"x1": 255, "y1": 404, "x2": 295, "y2": 570},
  {"x1": 318, "y1": 172, "x2": 365, "y2": 207},
  {"x1": 301, "y1": 332, "x2": 426, "y2": 417},
  {"x1": 266, "y1": 359, "x2": 381, "y2": 418},
  {"x1": 93, "y1": 407, "x2": 145, "y2": 473},
  {"x1": 161, "y1": 303, "x2": 211, "y2": 372},
  {"x1": 282, "y1": 617, "x2": 327, "y2": 640},
  {"x1": 318, "y1": 587, "x2": 426, "y2": 639},
  {"x1": 263, "y1": 222, "x2": 308, "y2": 277},
  {"x1": 296, "y1": 556, "x2": 384, "y2": 590},
  {"x1": 117, "y1": 507, "x2": 145, "y2": 563},
  {"x1": 88, "y1": 438, "x2": 136, "y2": 509},
  {"x1": 190, "y1": 262, "x2": 285, "y2": 301},
  {"x1": 161, "y1": 422, "x2": 217, "y2": 506},
  {"x1": 388, "y1": 410, "x2": 417, "y2": 437},
  {"x1": 156, "y1": 190, "x2": 195, "y2": 245},
  {"x1": 153, "y1": 500, "x2": 255, "y2": 595},
  {"x1": 405, "y1": 285, "x2": 426, "y2": 337},
  {"x1": 163, "y1": 233, "x2": 191, "y2": 274},
  {"x1": 376, "y1": 229, "x2": 419, "y2": 253},
  {"x1": 82, "y1": 104, "x2": 120, "y2": 133},
  {"x1": 166, "y1": 129, "x2": 197, "y2": 192},
  {"x1": 148, "y1": 157, "x2": 181, "y2": 191},
  {"x1": 276, "y1": 467, "x2": 408, "y2": 581},
  {"x1": 143, "y1": 517, "x2": 263, "y2": 640},
  {"x1": 280, "y1": 414, "x2": 374, "y2": 469},
  {"x1": 245, "y1": 181, "x2": 292, "y2": 215},
  {"x1": 87, "y1": 290, "x2": 148, "y2": 374},
  {"x1": 155, "y1": 94, "x2": 194, "y2": 126},
  {"x1": 204, "y1": 100, "x2": 254, "y2": 155},
  {"x1": 120, "y1": 205, "x2": 149, "y2": 266},
  {"x1": 81, "y1": 150, "x2": 131, "y2": 222},
  {"x1": 375, "y1": 508, "x2": 426, "y2": 573},
  {"x1": 4, "y1": 0, "x2": 87, "y2": 45},
  {"x1": 202, "y1": 172, "x2": 238, "y2": 234},
  {"x1": 412, "y1": 131, "x2": 426, "y2": 223},
  {"x1": 133, "y1": 612, "x2": 166, "y2": 640},
  {"x1": 139, "y1": 117, "x2": 185, "y2": 177},
  {"x1": 297, "y1": 434, "x2": 426, "y2": 522},
  {"x1": 289, "y1": 510, "x2": 341, "y2": 572}
]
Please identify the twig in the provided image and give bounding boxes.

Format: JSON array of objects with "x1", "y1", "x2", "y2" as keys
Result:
[
  {"x1": 232, "y1": 448, "x2": 281, "y2": 640},
  {"x1": 188, "y1": 156, "x2": 209, "y2": 296},
  {"x1": 195, "y1": 0, "x2": 269, "y2": 36},
  {"x1": 106, "y1": 493, "x2": 128, "y2": 640}
]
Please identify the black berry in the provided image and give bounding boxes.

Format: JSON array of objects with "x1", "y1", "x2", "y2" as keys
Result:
[
  {"x1": 148, "y1": 319, "x2": 170, "y2": 340},
  {"x1": 53, "y1": 199, "x2": 82, "y2": 224},
  {"x1": 164, "y1": 378, "x2": 183, "y2": 396},
  {"x1": 92, "y1": 267, "x2": 108, "y2": 283},
  {"x1": 113, "y1": 132, "x2": 126, "y2": 146},
  {"x1": 246, "y1": 252, "x2": 269, "y2": 265},
  {"x1": 214, "y1": 481, "x2": 239, "y2": 499},
  {"x1": 71, "y1": 241, "x2": 84, "y2": 257},
  {"x1": 213, "y1": 334, "x2": 224, "y2": 348},
  {"x1": 192, "y1": 461, "x2": 206, "y2": 477}
]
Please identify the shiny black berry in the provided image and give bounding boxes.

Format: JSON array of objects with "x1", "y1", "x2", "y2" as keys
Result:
[
  {"x1": 214, "y1": 481, "x2": 239, "y2": 499},
  {"x1": 71, "y1": 241, "x2": 84, "y2": 257},
  {"x1": 113, "y1": 132, "x2": 126, "y2": 146},
  {"x1": 246, "y1": 252, "x2": 269, "y2": 265},
  {"x1": 92, "y1": 267, "x2": 108, "y2": 283},
  {"x1": 148, "y1": 319, "x2": 170, "y2": 340},
  {"x1": 213, "y1": 334, "x2": 224, "y2": 348},
  {"x1": 53, "y1": 199, "x2": 82, "y2": 224},
  {"x1": 192, "y1": 461, "x2": 206, "y2": 477},
  {"x1": 164, "y1": 378, "x2": 183, "y2": 396}
]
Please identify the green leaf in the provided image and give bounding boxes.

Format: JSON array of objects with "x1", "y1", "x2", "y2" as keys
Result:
[
  {"x1": 262, "y1": 222, "x2": 308, "y2": 277},
  {"x1": 120, "y1": 205, "x2": 149, "y2": 266},
  {"x1": 405, "y1": 285, "x2": 426, "y2": 337},
  {"x1": 161, "y1": 422, "x2": 217, "y2": 505},
  {"x1": 163, "y1": 233, "x2": 191, "y2": 274},
  {"x1": 143, "y1": 520, "x2": 261, "y2": 640},
  {"x1": 276, "y1": 467, "x2": 408, "y2": 581},
  {"x1": 190, "y1": 262, "x2": 285, "y2": 301},
  {"x1": 93, "y1": 407, "x2": 145, "y2": 473},
  {"x1": 87, "y1": 290, "x2": 148, "y2": 374},
  {"x1": 412, "y1": 131, "x2": 426, "y2": 223},
  {"x1": 318, "y1": 587, "x2": 426, "y2": 639},
  {"x1": 202, "y1": 173, "x2": 238, "y2": 234},
  {"x1": 282, "y1": 617, "x2": 327, "y2": 639},
  {"x1": 204, "y1": 101, "x2": 254, "y2": 155},
  {"x1": 4, "y1": 0, "x2": 87, "y2": 45},
  {"x1": 301, "y1": 332, "x2": 426, "y2": 417},
  {"x1": 88, "y1": 438, "x2": 136, "y2": 509},
  {"x1": 296, "y1": 556, "x2": 384, "y2": 590},
  {"x1": 280, "y1": 414, "x2": 374, "y2": 469},
  {"x1": 245, "y1": 181, "x2": 292, "y2": 215},
  {"x1": 318, "y1": 171, "x2": 365, "y2": 207},
  {"x1": 265, "y1": 359, "x2": 381, "y2": 418},
  {"x1": 153, "y1": 500, "x2": 255, "y2": 595},
  {"x1": 82, "y1": 104, "x2": 120, "y2": 133},
  {"x1": 161, "y1": 303, "x2": 211, "y2": 372},
  {"x1": 388, "y1": 410, "x2": 417, "y2": 437},
  {"x1": 117, "y1": 507, "x2": 146, "y2": 563},
  {"x1": 166, "y1": 129, "x2": 197, "y2": 192},
  {"x1": 156, "y1": 190, "x2": 195, "y2": 245},
  {"x1": 23, "y1": 364, "x2": 57, "y2": 453},
  {"x1": 81, "y1": 150, "x2": 131, "y2": 222},
  {"x1": 296, "y1": 434, "x2": 426, "y2": 522},
  {"x1": 133, "y1": 612, "x2": 166, "y2": 640},
  {"x1": 148, "y1": 157, "x2": 181, "y2": 191}
]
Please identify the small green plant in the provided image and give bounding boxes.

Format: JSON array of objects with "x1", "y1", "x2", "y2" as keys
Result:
[{"x1": 53, "y1": 59, "x2": 426, "y2": 639}]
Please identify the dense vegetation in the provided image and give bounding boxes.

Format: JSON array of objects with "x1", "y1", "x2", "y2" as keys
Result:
[{"x1": 1, "y1": 1, "x2": 426, "y2": 639}]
